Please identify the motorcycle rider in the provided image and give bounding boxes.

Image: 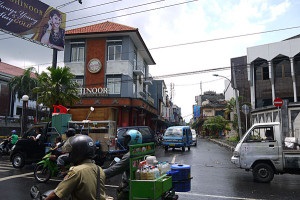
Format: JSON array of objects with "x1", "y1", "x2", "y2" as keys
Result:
[
  {"x1": 8, "y1": 130, "x2": 18, "y2": 150},
  {"x1": 45, "y1": 134, "x2": 106, "y2": 200},
  {"x1": 104, "y1": 129, "x2": 142, "y2": 200},
  {"x1": 56, "y1": 128, "x2": 76, "y2": 176}
]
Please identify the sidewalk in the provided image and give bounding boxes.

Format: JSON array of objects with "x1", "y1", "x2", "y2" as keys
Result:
[{"x1": 208, "y1": 138, "x2": 237, "y2": 152}]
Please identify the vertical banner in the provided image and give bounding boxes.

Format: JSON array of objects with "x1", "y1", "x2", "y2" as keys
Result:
[
  {"x1": 0, "y1": 0, "x2": 66, "y2": 50},
  {"x1": 193, "y1": 105, "x2": 201, "y2": 118}
]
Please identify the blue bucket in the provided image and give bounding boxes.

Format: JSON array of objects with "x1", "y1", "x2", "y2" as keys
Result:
[{"x1": 168, "y1": 164, "x2": 192, "y2": 192}]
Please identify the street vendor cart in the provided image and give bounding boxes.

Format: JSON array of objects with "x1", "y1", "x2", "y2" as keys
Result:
[{"x1": 129, "y1": 142, "x2": 178, "y2": 200}]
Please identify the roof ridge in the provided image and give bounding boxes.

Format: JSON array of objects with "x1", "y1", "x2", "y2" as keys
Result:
[{"x1": 66, "y1": 21, "x2": 137, "y2": 35}]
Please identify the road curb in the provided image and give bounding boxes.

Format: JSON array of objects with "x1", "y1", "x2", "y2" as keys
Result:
[{"x1": 208, "y1": 138, "x2": 235, "y2": 152}]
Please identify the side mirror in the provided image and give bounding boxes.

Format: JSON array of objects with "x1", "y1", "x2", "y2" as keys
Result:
[{"x1": 30, "y1": 185, "x2": 41, "y2": 199}]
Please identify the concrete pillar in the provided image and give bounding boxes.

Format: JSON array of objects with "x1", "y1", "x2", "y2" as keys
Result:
[
  {"x1": 281, "y1": 99, "x2": 289, "y2": 137},
  {"x1": 290, "y1": 57, "x2": 297, "y2": 102},
  {"x1": 249, "y1": 63, "x2": 256, "y2": 109},
  {"x1": 268, "y1": 61, "x2": 275, "y2": 101}
]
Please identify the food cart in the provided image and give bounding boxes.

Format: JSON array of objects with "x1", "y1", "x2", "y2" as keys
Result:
[
  {"x1": 129, "y1": 142, "x2": 178, "y2": 200},
  {"x1": 68, "y1": 120, "x2": 126, "y2": 165},
  {"x1": 68, "y1": 120, "x2": 116, "y2": 151}
]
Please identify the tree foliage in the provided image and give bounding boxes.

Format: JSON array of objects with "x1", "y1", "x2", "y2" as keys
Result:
[
  {"x1": 8, "y1": 67, "x2": 38, "y2": 101},
  {"x1": 33, "y1": 66, "x2": 80, "y2": 108},
  {"x1": 203, "y1": 115, "x2": 229, "y2": 137}
]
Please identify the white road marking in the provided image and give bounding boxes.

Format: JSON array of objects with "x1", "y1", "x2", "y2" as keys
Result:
[
  {"x1": 171, "y1": 155, "x2": 177, "y2": 164},
  {"x1": 0, "y1": 172, "x2": 33, "y2": 182},
  {"x1": 176, "y1": 192, "x2": 265, "y2": 200}
]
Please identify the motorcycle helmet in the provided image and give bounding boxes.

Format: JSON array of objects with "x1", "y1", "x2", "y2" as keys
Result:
[
  {"x1": 11, "y1": 130, "x2": 16, "y2": 134},
  {"x1": 123, "y1": 129, "x2": 142, "y2": 147},
  {"x1": 64, "y1": 135, "x2": 95, "y2": 165},
  {"x1": 65, "y1": 128, "x2": 76, "y2": 138}
]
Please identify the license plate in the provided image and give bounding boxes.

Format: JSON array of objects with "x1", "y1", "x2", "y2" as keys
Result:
[{"x1": 169, "y1": 144, "x2": 175, "y2": 146}]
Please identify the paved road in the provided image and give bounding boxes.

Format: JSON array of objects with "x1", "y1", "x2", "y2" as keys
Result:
[{"x1": 1, "y1": 139, "x2": 300, "y2": 199}]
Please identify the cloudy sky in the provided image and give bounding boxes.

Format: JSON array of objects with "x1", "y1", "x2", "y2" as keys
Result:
[{"x1": 1, "y1": 0, "x2": 300, "y2": 121}]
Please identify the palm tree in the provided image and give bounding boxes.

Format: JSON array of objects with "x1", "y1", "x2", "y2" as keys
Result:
[
  {"x1": 8, "y1": 67, "x2": 37, "y2": 101},
  {"x1": 34, "y1": 66, "x2": 80, "y2": 109}
]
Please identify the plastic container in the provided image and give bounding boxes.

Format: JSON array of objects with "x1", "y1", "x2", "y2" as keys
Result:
[{"x1": 169, "y1": 164, "x2": 191, "y2": 192}]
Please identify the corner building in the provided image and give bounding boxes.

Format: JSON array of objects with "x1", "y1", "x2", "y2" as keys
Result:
[{"x1": 64, "y1": 21, "x2": 157, "y2": 129}]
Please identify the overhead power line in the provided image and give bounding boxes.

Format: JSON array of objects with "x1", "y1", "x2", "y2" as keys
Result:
[{"x1": 0, "y1": 0, "x2": 184, "y2": 38}]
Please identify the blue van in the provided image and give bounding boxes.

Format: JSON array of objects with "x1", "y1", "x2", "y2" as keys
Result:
[{"x1": 162, "y1": 126, "x2": 193, "y2": 152}]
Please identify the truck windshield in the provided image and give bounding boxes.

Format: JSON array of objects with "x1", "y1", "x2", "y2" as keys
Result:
[{"x1": 164, "y1": 128, "x2": 183, "y2": 136}]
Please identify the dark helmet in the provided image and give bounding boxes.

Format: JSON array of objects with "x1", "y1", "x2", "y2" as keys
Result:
[
  {"x1": 65, "y1": 128, "x2": 76, "y2": 138},
  {"x1": 123, "y1": 129, "x2": 142, "y2": 147},
  {"x1": 11, "y1": 130, "x2": 16, "y2": 134},
  {"x1": 64, "y1": 135, "x2": 95, "y2": 165}
]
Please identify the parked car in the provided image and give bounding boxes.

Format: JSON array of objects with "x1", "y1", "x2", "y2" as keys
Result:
[
  {"x1": 162, "y1": 126, "x2": 193, "y2": 152},
  {"x1": 116, "y1": 126, "x2": 155, "y2": 149},
  {"x1": 191, "y1": 129, "x2": 197, "y2": 146},
  {"x1": 10, "y1": 122, "x2": 60, "y2": 168}
]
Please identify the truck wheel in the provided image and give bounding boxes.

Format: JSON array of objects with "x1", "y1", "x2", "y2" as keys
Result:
[
  {"x1": 182, "y1": 147, "x2": 185, "y2": 152},
  {"x1": 34, "y1": 163, "x2": 52, "y2": 183},
  {"x1": 164, "y1": 146, "x2": 168, "y2": 151},
  {"x1": 252, "y1": 163, "x2": 274, "y2": 183},
  {"x1": 12, "y1": 153, "x2": 25, "y2": 168},
  {"x1": 188, "y1": 146, "x2": 190, "y2": 151}
]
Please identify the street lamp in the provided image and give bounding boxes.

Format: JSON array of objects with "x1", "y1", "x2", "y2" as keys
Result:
[
  {"x1": 86, "y1": 106, "x2": 95, "y2": 120},
  {"x1": 21, "y1": 95, "x2": 29, "y2": 135},
  {"x1": 213, "y1": 74, "x2": 243, "y2": 139}
]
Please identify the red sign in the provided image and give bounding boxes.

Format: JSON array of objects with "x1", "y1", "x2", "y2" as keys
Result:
[{"x1": 274, "y1": 97, "x2": 283, "y2": 107}]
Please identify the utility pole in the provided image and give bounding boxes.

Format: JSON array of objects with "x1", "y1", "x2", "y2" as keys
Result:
[
  {"x1": 213, "y1": 71, "x2": 243, "y2": 139},
  {"x1": 52, "y1": 49, "x2": 57, "y2": 69}
]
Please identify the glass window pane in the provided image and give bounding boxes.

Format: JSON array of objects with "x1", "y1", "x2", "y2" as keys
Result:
[
  {"x1": 107, "y1": 79, "x2": 113, "y2": 94},
  {"x1": 115, "y1": 46, "x2": 122, "y2": 60},
  {"x1": 78, "y1": 47, "x2": 84, "y2": 61},
  {"x1": 71, "y1": 47, "x2": 77, "y2": 61},
  {"x1": 115, "y1": 79, "x2": 121, "y2": 94},
  {"x1": 108, "y1": 46, "x2": 114, "y2": 60}
]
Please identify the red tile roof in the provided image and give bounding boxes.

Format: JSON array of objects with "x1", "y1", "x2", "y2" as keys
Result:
[
  {"x1": 0, "y1": 62, "x2": 35, "y2": 77},
  {"x1": 66, "y1": 21, "x2": 137, "y2": 35}
]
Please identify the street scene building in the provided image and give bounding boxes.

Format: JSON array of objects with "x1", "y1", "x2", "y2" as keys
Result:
[{"x1": 0, "y1": 21, "x2": 183, "y2": 135}]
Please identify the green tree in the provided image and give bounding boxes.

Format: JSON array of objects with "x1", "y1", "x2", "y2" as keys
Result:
[
  {"x1": 8, "y1": 67, "x2": 38, "y2": 101},
  {"x1": 34, "y1": 66, "x2": 80, "y2": 109},
  {"x1": 224, "y1": 96, "x2": 251, "y2": 134},
  {"x1": 203, "y1": 115, "x2": 229, "y2": 138}
]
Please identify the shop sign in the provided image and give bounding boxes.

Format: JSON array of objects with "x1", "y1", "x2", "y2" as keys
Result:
[{"x1": 78, "y1": 87, "x2": 109, "y2": 97}]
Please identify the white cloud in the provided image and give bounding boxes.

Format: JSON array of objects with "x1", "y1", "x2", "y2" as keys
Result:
[{"x1": 0, "y1": 0, "x2": 295, "y2": 122}]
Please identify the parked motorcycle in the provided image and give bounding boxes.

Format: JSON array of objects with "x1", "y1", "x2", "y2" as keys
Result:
[
  {"x1": 0, "y1": 139, "x2": 11, "y2": 157},
  {"x1": 33, "y1": 151, "x2": 69, "y2": 183}
]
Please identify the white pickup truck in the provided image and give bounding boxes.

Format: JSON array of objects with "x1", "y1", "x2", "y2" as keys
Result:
[{"x1": 231, "y1": 122, "x2": 300, "y2": 183}]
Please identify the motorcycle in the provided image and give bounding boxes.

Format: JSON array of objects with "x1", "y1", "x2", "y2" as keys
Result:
[
  {"x1": 155, "y1": 133, "x2": 163, "y2": 146},
  {"x1": 33, "y1": 151, "x2": 70, "y2": 183},
  {"x1": 30, "y1": 185, "x2": 53, "y2": 200},
  {"x1": 0, "y1": 139, "x2": 11, "y2": 157}
]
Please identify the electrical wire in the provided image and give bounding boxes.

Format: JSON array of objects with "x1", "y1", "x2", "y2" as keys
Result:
[{"x1": 0, "y1": 0, "x2": 177, "y2": 38}]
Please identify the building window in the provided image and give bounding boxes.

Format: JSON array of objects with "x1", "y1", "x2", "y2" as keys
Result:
[
  {"x1": 108, "y1": 45, "x2": 122, "y2": 60},
  {"x1": 133, "y1": 50, "x2": 137, "y2": 69},
  {"x1": 133, "y1": 82, "x2": 136, "y2": 97},
  {"x1": 107, "y1": 78, "x2": 121, "y2": 94},
  {"x1": 262, "y1": 66, "x2": 269, "y2": 80},
  {"x1": 72, "y1": 79, "x2": 83, "y2": 87},
  {"x1": 275, "y1": 59, "x2": 290, "y2": 78},
  {"x1": 71, "y1": 43, "x2": 85, "y2": 62}
]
